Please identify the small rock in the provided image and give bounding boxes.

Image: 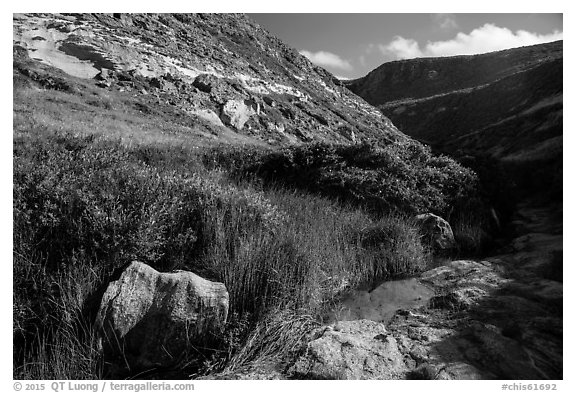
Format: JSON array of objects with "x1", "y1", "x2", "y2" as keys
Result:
[
  {"x1": 409, "y1": 345, "x2": 428, "y2": 363},
  {"x1": 190, "y1": 108, "x2": 226, "y2": 128},
  {"x1": 415, "y1": 213, "x2": 456, "y2": 250},
  {"x1": 96, "y1": 80, "x2": 111, "y2": 88},
  {"x1": 95, "y1": 68, "x2": 113, "y2": 81},
  {"x1": 263, "y1": 95, "x2": 276, "y2": 107}
]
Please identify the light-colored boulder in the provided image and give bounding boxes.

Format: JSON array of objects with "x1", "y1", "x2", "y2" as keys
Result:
[
  {"x1": 290, "y1": 319, "x2": 409, "y2": 379},
  {"x1": 96, "y1": 261, "x2": 229, "y2": 370},
  {"x1": 415, "y1": 213, "x2": 456, "y2": 250},
  {"x1": 220, "y1": 99, "x2": 257, "y2": 130}
]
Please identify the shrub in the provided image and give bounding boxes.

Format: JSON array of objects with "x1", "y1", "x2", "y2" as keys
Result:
[
  {"x1": 450, "y1": 198, "x2": 495, "y2": 256},
  {"x1": 207, "y1": 141, "x2": 479, "y2": 217},
  {"x1": 222, "y1": 308, "x2": 318, "y2": 373}
]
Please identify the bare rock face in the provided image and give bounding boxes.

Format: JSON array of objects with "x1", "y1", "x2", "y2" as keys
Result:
[
  {"x1": 290, "y1": 319, "x2": 409, "y2": 379},
  {"x1": 96, "y1": 261, "x2": 229, "y2": 372},
  {"x1": 422, "y1": 259, "x2": 507, "y2": 309},
  {"x1": 415, "y1": 213, "x2": 456, "y2": 250}
]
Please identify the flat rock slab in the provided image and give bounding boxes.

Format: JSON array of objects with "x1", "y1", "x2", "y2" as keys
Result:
[
  {"x1": 290, "y1": 319, "x2": 409, "y2": 379},
  {"x1": 386, "y1": 255, "x2": 562, "y2": 379}
]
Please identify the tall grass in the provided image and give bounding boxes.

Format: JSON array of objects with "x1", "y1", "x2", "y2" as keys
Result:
[
  {"x1": 222, "y1": 308, "x2": 318, "y2": 373},
  {"x1": 14, "y1": 252, "x2": 103, "y2": 379}
]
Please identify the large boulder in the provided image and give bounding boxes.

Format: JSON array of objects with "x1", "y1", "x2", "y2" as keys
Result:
[
  {"x1": 290, "y1": 319, "x2": 409, "y2": 379},
  {"x1": 95, "y1": 261, "x2": 229, "y2": 372},
  {"x1": 220, "y1": 99, "x2": 257, "y2": 130},
  {"x1": 415, "y1": 213, "x2": 456, "y2": 250}
]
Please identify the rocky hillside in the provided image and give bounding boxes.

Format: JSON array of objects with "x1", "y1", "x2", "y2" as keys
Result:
[
  {"x1": 13, "y1": 13, "x2": 402, "y2": 146},
  {"x1": 346, "y1": 42, "x2": 562, "y2": 199}
]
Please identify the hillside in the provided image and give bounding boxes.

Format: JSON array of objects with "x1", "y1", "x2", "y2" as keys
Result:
[
  {"x1": 346, "y1": 42, "x2": 563, "y2": 201},
  {"x1": 13, "y1": 13, "x2": 400, "y2": 147}
]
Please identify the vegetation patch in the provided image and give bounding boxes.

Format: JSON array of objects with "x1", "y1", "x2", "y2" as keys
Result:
[
  {"x1": 14, "y1": 129, "x2": 438, "y2": 378},
  {"x1": 206, "y1": 141, "x2": 478, "y2": 217}
]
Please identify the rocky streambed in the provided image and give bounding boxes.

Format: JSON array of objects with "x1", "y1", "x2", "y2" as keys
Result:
[{"x1": 290, "y1": 202, "x2": 562, "y2": 380}]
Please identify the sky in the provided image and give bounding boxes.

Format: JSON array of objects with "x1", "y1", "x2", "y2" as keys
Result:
[{"x1": 248, "y1": 14, "x2": 563, "y2": 79}]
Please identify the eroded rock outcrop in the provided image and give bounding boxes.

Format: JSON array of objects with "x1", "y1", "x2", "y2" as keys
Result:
[
  {"x1": 391, "y1": 250, "x2": 559, "y2": 379},
  {"x1": 96, "y1": 261, "x2": 229, "y2": 372}
]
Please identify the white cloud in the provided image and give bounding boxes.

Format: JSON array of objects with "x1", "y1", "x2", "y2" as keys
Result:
[
  {"x1": 300, "y1": 50, "x2": 353, "y2": 70},
  {"x1": 380, "y1": 24, "x2": 563, "y2": 60},
  {"x1": 379, "y1": 37, "x2": 422, "y2": 60},
  {"x1": 433, "y1": 13, "x2": 458, "y2": 30}
]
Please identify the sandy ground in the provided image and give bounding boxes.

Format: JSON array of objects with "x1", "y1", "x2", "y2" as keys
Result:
[{"x1": 329, "y1": 278, "x2": 435, "y2": 323}]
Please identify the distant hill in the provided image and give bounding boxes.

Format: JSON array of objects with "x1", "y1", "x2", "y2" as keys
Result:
[{"x1": 346, "y1": 41, "x2": 563, "y2": 200}]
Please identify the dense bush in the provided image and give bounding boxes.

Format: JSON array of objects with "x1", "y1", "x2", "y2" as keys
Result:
[
  {"x1": 14, "y1": 134, "x2": 280, "y2": 274},
  {"x1": 206, "y1": 141, "x2": 478, "y2": 217}
]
